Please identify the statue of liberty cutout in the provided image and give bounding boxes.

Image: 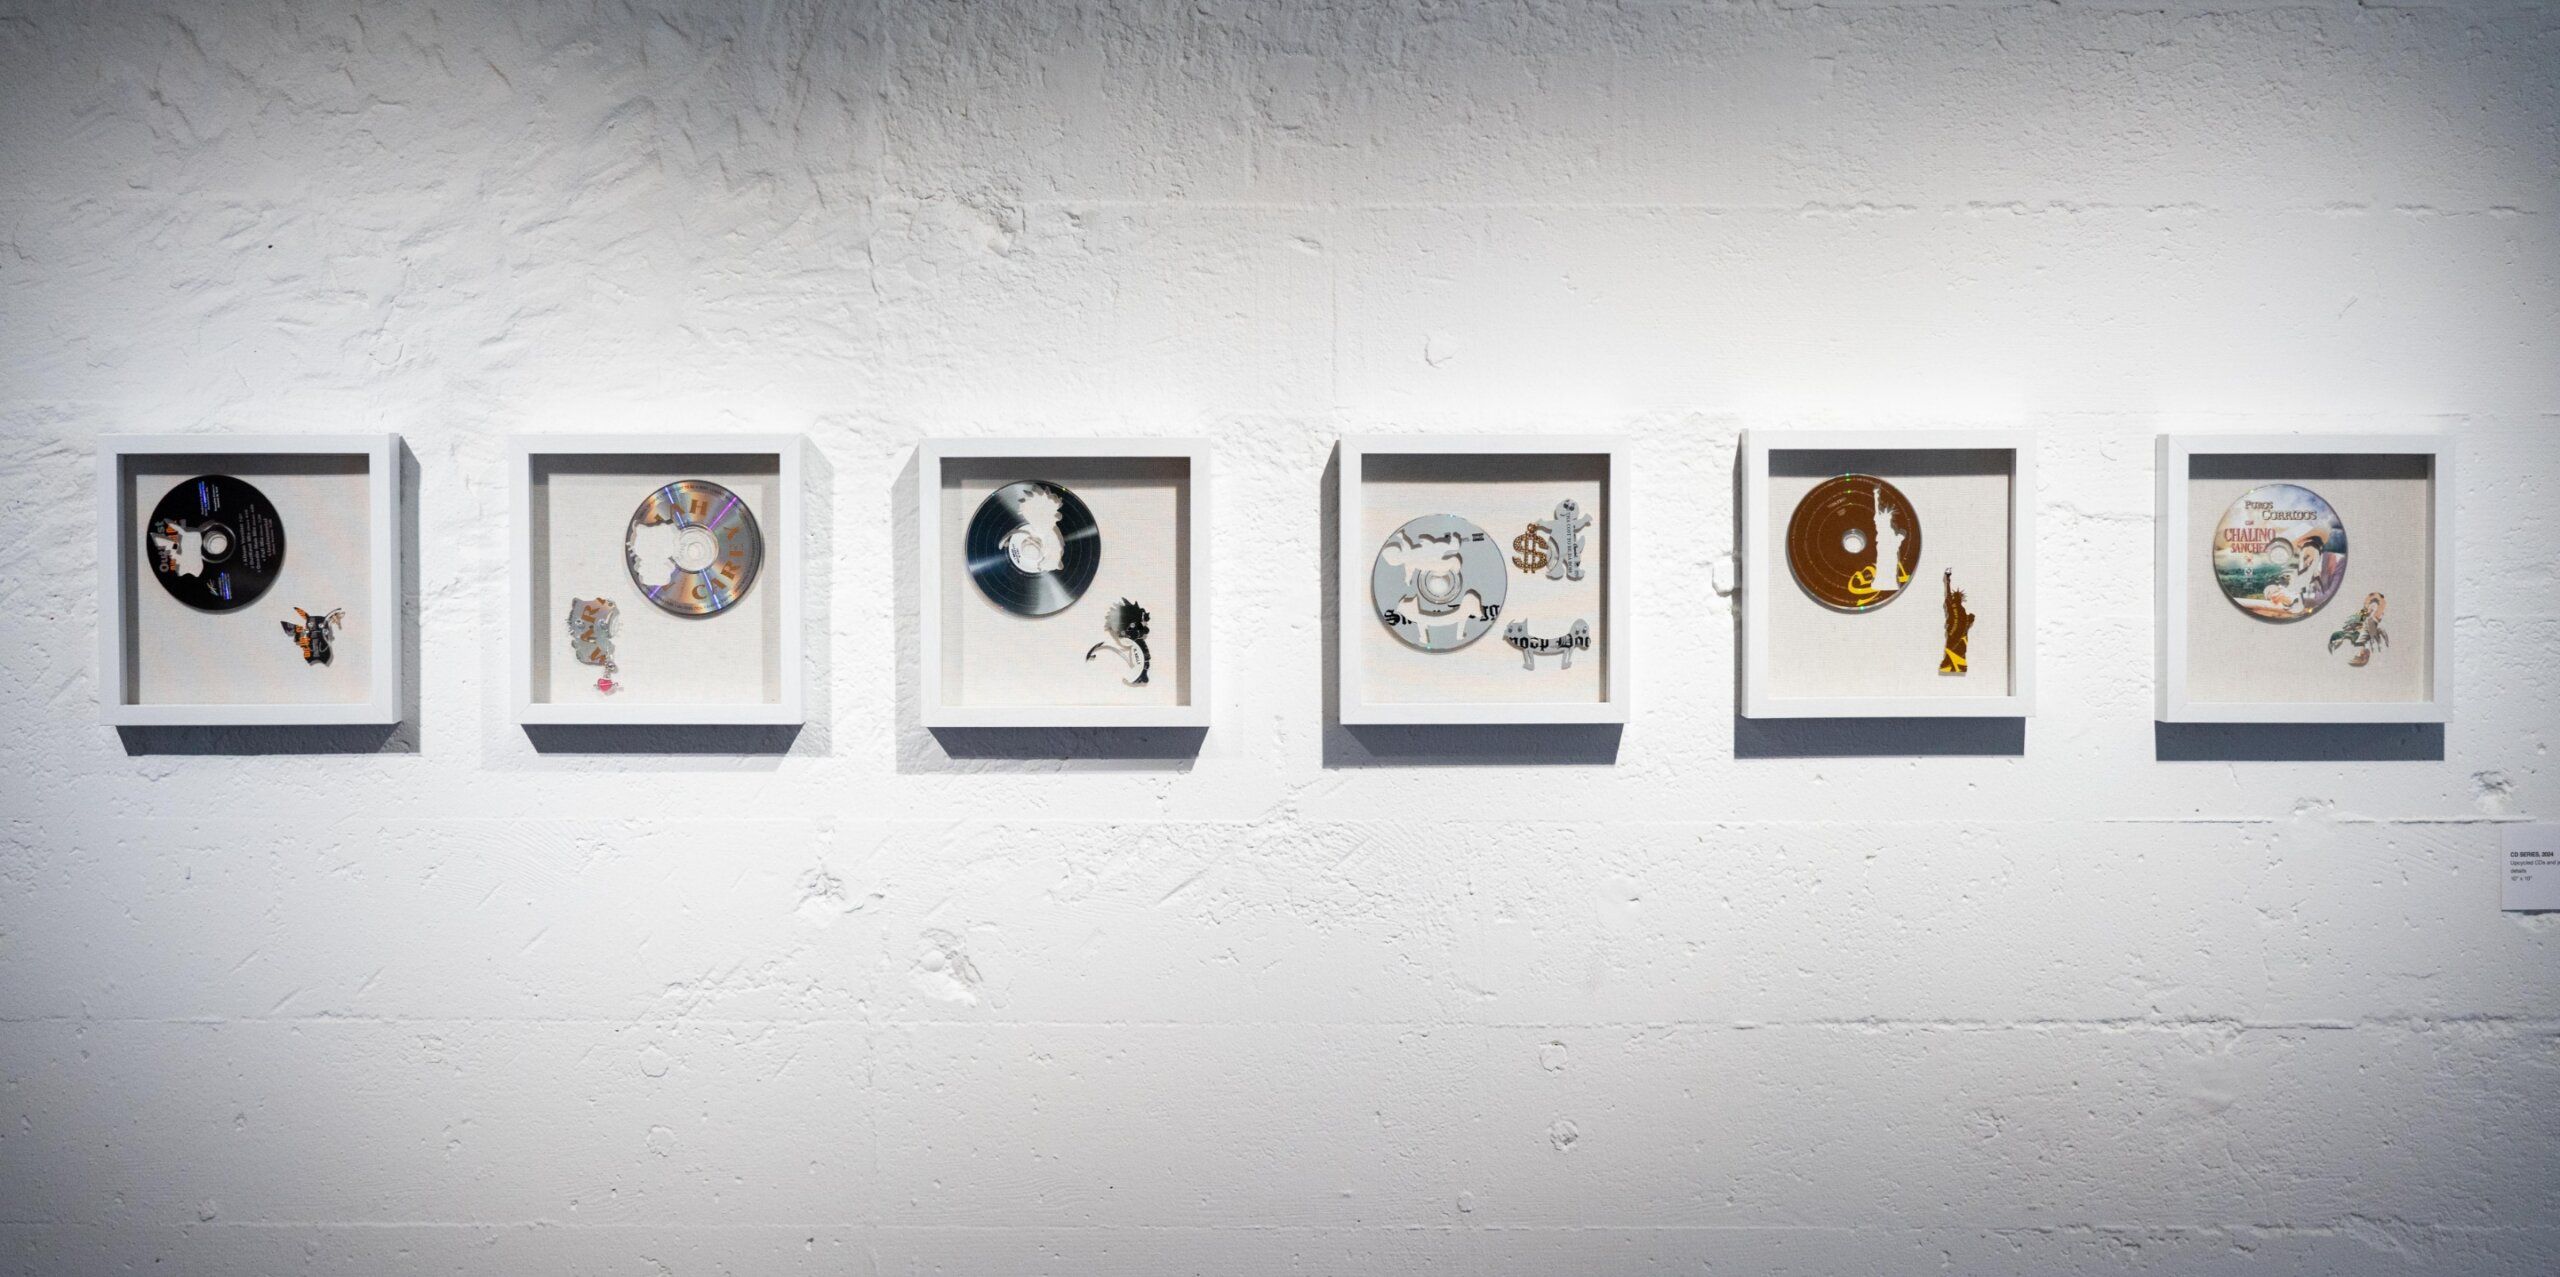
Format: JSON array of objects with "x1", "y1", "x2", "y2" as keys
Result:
[{"x1": 1868, "y1": 485, "x2": 1904, "y2": 598}]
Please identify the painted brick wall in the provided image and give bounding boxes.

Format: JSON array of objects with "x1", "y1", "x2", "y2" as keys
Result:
[{"x1": 3, "y1": 2, "x2": 2556, "y2": 1272}]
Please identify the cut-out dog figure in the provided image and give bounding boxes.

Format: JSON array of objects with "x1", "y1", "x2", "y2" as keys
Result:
[
  {"x1": 281, "y1": 608, "x2": 345, "y2": 665},
  {"x1": 1504, "y1": 617, "x2": 1591, "y2": 670}
]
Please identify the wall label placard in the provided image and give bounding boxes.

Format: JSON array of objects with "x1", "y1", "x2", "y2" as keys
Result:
[{"x1": 2502, "y1": 826, "x2": 2560, "y2": 912}]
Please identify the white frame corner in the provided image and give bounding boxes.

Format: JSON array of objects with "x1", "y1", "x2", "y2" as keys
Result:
[
  {"x1": 96, "y1": 433, "x2": 404, "y2": 727},
  {"x1": 1334, "y1": 434, "x2": 1633, "y2": 727},
  {"x1": 2154, "y1": 432, "x2": 2453, "y2": 724},
  {"x1": 508, "y1": 433, "x2": 807, "y2": 728},
  {"x1": 916, "y1": 437, "x2": 1213, "y2": 731},
  {"x1": 1738, "y1": 429, "x2": 2037, "y2": 720}
]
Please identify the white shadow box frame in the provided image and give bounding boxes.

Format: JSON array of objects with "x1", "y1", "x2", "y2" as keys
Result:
[
  {"x1": 1336, "y1": 436, "x2": 1632, "y2": 727},
  {"x1": 2156, "y1": 434, "x2": 2452, "y2": 724},
  {"x1": 98, "y1": 434, "x2": 403, "y2": 726},
  {"x1": 509, "y1": 435, "x2": 805, "y2": 727},
  {"x1": 918, "y1": 438, "x2": 1211, "y2": 730},
  {"x1": 1740, "y1": 430, "x2": 2036, "y2": 719}
]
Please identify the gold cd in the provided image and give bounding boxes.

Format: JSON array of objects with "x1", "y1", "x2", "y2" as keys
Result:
[{"x1": 1786, "y1": 474, "x2": 1923, "y2": 611}]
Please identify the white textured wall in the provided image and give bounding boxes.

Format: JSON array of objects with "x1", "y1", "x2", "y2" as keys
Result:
[{"x1": 4, "y1": 1, "x2": 2558, "y2": 1272}]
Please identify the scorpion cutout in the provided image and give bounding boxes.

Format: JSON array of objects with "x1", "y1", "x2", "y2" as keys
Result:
[{"x1": 2328, "y1": 592, "x2": 2388, "y2": 667}]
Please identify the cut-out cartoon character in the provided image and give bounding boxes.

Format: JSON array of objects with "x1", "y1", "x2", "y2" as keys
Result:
[
  {"x1": 1530, "y1": 499, "x2": 1593, "y2": 582},
  {"x1": 281, "y1": 608, "x2": 345, "y2": 665},
  {"x1": 566, "y1": 597, "x2": 620, "y2": 693},
  {"x1": 1084, "y1": 598, "x2": 1153, "y2": 686},
  {"x1": 2260, "y1": 533, "x2": 2344, "y2": 618},
  {"x1": 2328, "y1": 592, "x2": 2388, "y2": 667}
]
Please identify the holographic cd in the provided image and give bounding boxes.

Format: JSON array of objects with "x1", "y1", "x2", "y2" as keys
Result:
[
  {"x1": 625, "y1": 480, "x2": 763, "y2": 617},
  {"x1": 145, "y1": 474, "x2": 286, "y2": 612},
  {"x1": 2212, "y1": 482, "x2": 2348, "y2": 621},
  {"x1": 1786, "y1": 474, "x2": 1923, "y2": 611},
  {"x1": 965, "y1": 480, "x2": 1101, "y2": 617}
]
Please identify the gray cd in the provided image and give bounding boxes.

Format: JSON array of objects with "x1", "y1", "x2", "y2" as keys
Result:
[
  {"x1": 965, "y1": 480, "x2": 1101, "y2": 616},
  {"x1": 1372, "y1": 514, "x2": 1508, "y2": 650}
]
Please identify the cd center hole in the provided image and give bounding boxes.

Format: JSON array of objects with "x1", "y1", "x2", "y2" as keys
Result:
[
  {"x1": 673, "y1": 527, "x2": 719, "y2": 572},
  {"x1": 1841, "y1": 529, "x2": 1867, "y2": 555},
  {"x1": 201, "y1": 528, "x2": 230, "y2": 556}
]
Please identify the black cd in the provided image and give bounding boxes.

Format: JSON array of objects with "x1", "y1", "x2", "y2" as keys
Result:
[
  {"x1": 965, "y1": 480, "x2": 1100, "y2": 616},
  {"x1": 144, "y1": 474, "x2": 286, "y2": 612}
]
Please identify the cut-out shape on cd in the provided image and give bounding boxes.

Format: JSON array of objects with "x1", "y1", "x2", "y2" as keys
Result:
[
  {"x1": 1786, "y1": 475, "x2": 1921, "y2": 611},
  {"x1": 146, "y1": 474, "x2": 285, "y2": 612},
  {"x1": 966, "y1": 480, "x2": 1100, "y2": 617},
  {"x1": 1372, "y1": 514, "x2": 1507, "y2": 651},
  {"x1": 626, "y1": 480, "x2": 762, "y2": 617}
]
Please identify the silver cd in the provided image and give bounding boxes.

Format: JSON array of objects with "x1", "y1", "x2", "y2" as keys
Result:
[
  {"x1": 1372, "y1": 514, "x2": 1508, "y2": 650},
  {"x1": 965, "y1": 480, "x2": 1101, "y2": 616},
  {"x1": 625, "y1": 479, "x2": 763, "y2": 617}
]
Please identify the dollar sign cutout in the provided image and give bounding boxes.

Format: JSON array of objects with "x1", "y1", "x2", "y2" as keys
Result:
[{"x1": 1511, "y1": 525, "x2": 1550, "y2": 575}]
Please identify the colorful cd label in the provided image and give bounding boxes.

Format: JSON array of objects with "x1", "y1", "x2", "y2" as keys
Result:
[{"x1": 2212, "y1": 482, "x2": 2348, "y2": 621}]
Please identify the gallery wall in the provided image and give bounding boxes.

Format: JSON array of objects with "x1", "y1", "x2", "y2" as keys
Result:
[{"x1": 3, "y1": 1, "x2": 2557, "y2": 1272}]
